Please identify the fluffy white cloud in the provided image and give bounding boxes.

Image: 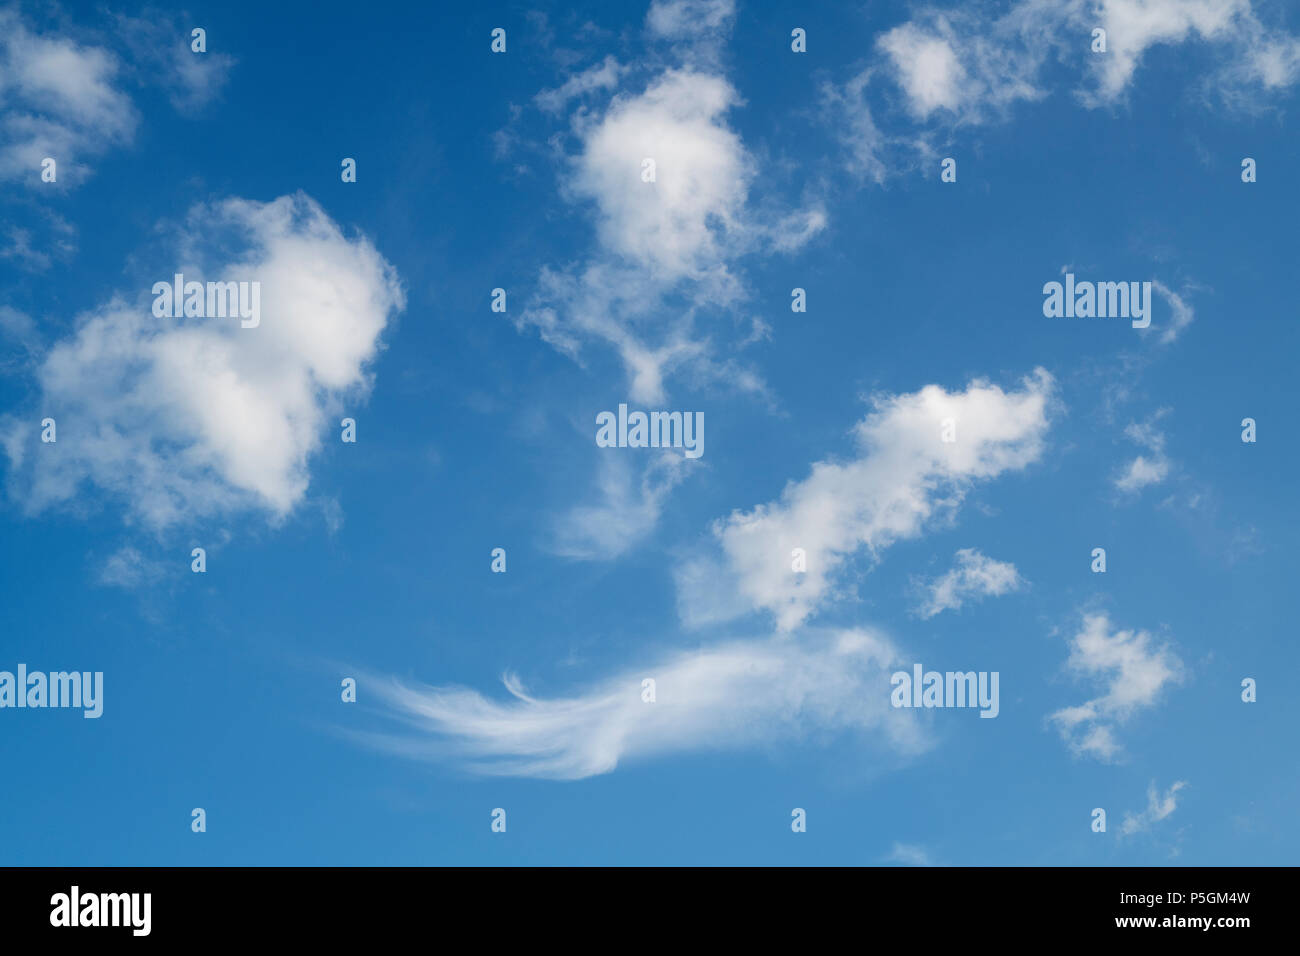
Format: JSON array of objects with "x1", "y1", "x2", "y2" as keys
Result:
[
  {"x1": 878, "y1": 22, "x2": 972, "y2": 119},
  {"x1": 514, "y1": 56, "x2": 819, "y2": 554},
  {"x1": 358, "y1": 627, "x2": 925, "y2": 779},
  {"x1": 576, "y1": 69, "x2": 751, "y2": 281},
  {"x1": 0, "y1": 9, "x2": 137, "y2": 183},
  {"x1": 1049, "y1": 612, "x2": 1184, "y2": 760},
  {"x1": 1121, "y1": 779, "x2": 1188, "y2": 835},
  {"x1": 876, "y1": 3, "x2": 1059, "y2": 126},
  {"x1": 516, "y1": 63, "x2": 824, "y2": 405},
  {"x1": 916, "y1": 548, "x2": 1024, "y2": 618},
  {"x1": 0, "y1": 11, "x2": 236, "y2": 268},
  {"x1": 2, "y1": 193, "x2": 405, "y2": 528},
  {"x1": 1088, "y1": 0, "x2": 1246, "y2": 103},
  {"x1": 679, "y1": 370, "x2": 1055, "y2": 631}
]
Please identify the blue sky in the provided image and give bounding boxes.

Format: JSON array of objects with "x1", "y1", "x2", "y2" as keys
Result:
[{"x1": 1, "y1": 0, "x2": 1297, "y2": 865}]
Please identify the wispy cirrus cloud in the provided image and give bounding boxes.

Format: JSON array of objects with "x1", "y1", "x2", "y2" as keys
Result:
[{"x1": 355, "y1": 627, "x2": 925, "y2": 780}]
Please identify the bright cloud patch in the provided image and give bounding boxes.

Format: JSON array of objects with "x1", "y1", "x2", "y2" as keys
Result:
[
  {"x1": 679, "y1": 370, "x2": 1055, "y2": 631},
  {"x1": 575, "y1": 69, "x2": 750, "y2": 281},
  {"x1": 1114, "y1": 455, "x2": 1169, "y2": 493},
  {"x1": 837, "y1": 0, "x2": 1300, "y2": 179},
  {"x1": 1090, "y1": 0, "x2": 1245, "y2": 103},
  {"x1": 0, "y1": 9, "x2": 136, "y2": 183},
  {"x1": 916, "y1": 548, "x2": 1024, "y2": 618},
  {"x1": 1049, "y1": 612, "x2": 1184, "y2": 761},
  {"x1": 517, "y1": 65, "x2": 823, "y2": 404},
  {"x1": 1114, "y1": 417, "x2": 1171, "y2": 494},
  {"x1": 878, "y1": 22, "x2": 970, "y2": 119},
  {"x1": 1121, "y1": 779, "x2": 1189, "y2": 835},
  {"x1": 2, "y1": 193, "x2": 405, "y2": 528}
]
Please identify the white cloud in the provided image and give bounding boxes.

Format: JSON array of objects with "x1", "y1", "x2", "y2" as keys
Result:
[
  {"x1": 878, "y1": 22, "x2": 971, "y2": 120},
  {"x1": 0, "y1": 9, "x2": 137, "y2": 183},
  {"x1": 1049, "y1": 612, "x2": 1184, "y2": 760},
  {"x1": 1114, "y1": 454, "x2": 1169, "y2": 492},
  {"x1": 1121, "y1": 779, "x2": 1188, "y2": 835},
  {"x1": 2, "y1": 193, "x2": 405, "y2": 529},
  {"x1": 511, "y1": 57, "x2": 816, "y2": 556},
  {"x1": 551, "y1": 451, "x2": 687, "y2": 560},
  {"x1": 833, "y1": 0, "x2": 1300, "y2": 178},
  {"x1": 357, "y1": 627, "x2": 926, "y2": 780},
  {"x1": 826, "y1": 4, "x2": 1055, "y2": 177},
  {"x1": 1087, "y1": 0, "x2": 1245, "y2": 104},
  {"x1": 363, "y1": 369, "x2": 1053, "y2": 779},
  {"x1": 0, "y1": 12, "x2": 236, "y2": 266},
  {"x1": 0, "y1": 10, "x2": 239, "y2": 185},
  {"x1": 575, "y1": 69, "x2": 751, "y2": 281},
  {"x1": 516, "y1": 61, "x2": 823, "y2": 405},
  {"x1": 678, "y1": 370, "x2": 1055, "y2": 631},
  {"x1": 876, "y1": 5, "x2": 1054, "y2": 126},
  {"x1": 1114, "y1": 415, "x2": 1171, "y2": 494},
  {"x1": 916, "y1": 548, "x2": 1024, "y2": 618}
]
